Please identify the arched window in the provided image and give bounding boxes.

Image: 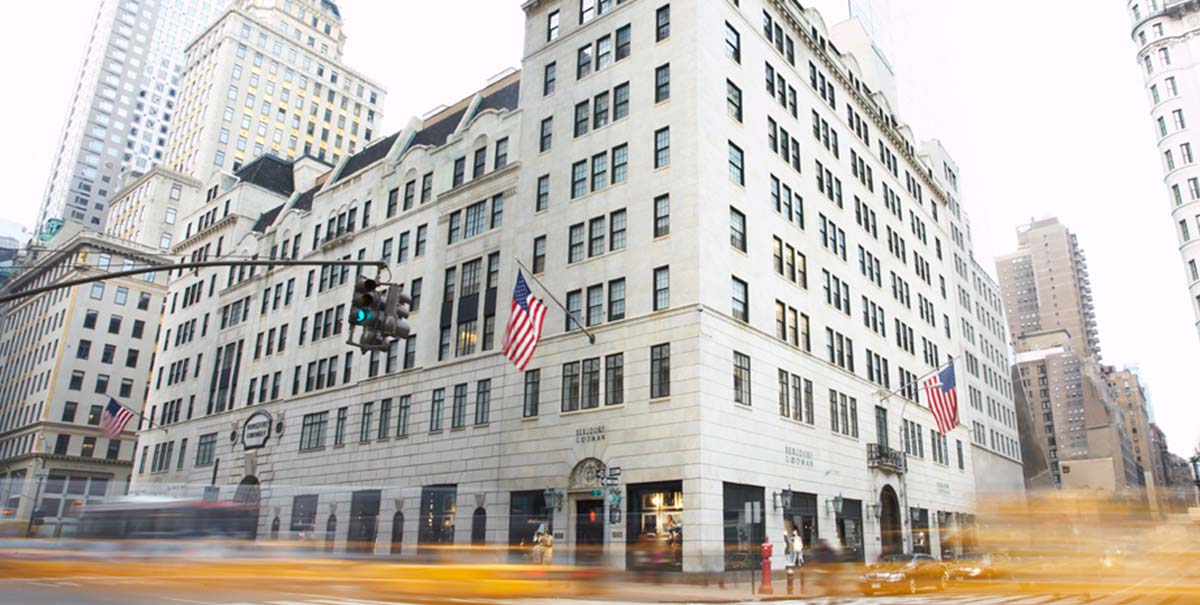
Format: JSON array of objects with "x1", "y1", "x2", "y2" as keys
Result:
[
  {"x1": 471, "y1": 507, "x2": 487, "y2": 545},
  {"x1": 391, "y1": 511, "x2": 404, "y2": 555},
  {"x1": 325, "y1": 514, "x2": 337, "y2": 552}
]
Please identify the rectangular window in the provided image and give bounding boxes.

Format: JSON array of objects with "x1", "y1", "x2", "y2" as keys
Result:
[
  {"x1": 725, "y1": 22, "x2": 741, "y2": 63},
  {"x1": 523, "y1": 370, "x2": 540, "y2": 418},
  {"x1": 299, "y1": 412, "x2": 328, "y2": 451},
  {"x1": 616, "y1": 25, "x2": 631, "y2": 60},
  {"x1": 655, "y1": 64, "x2": 671, "y2": 103},
  {"x1": 605, "y1": 353, "x2": 624, "y2": 405},
  {"x1": 572, "y1": 160, "x2": 588, "y2": 198},
  {"x1": 475, "y1": 380, "x2": 491, "y2": 425},
  {"x1": 611, "y1": 143, "x2": 629, "y2": 183},
  {"x1": 562, "y1": 361, "x2": 581, "y2": 412},
  {"x1": 533, "y1": 236, "x2": 547, "y2": 273},
  {"x1": 727, "y1": 80, "x2": 743, "y2": 122},
  {"x1": 594, "y1": 91, "x2": 610, "y2": 128},
  {"x1": 733, "y1": 351, "x2": 751, "y2": 405},
  {"x1": 543, "y1": 62, "x2": 557, "y2": 96},
  {"x1": 569, "y1": 223, "x2": 585, "y2": 263},
  {"x1": 653, "y1": 266, "x2": 670, "y2": 310},
  {"x1": 614, "y1": 83, "x2": 630, "y2": 120},
  {"x1": 608, "y1": 278, "x2": 626, "y2": 321},
  {"x1": 578, "y1": 44, "x2": 593, "y2": 79},
  {"x1": 588, "y1": 217, "x2": 606, "y2": 257},
  {"x1": 731, "y1": 276, "x2": 749, "y2": 321},
  {"x1": 335, "y1": 407, "x2": 347, "y2": 446},
  {"x1": 540, "y1": 117, "x2": 553, "y2": 152},
  {"x1": 359, "y1": 401, "x2": 373, "y2": 442},
  {"x1": 430, "y1": 389, "x2": 445, "y2": 431},
  {"x1": 728, "y1": 142, "x2": 745, "y2": 185},
  {"x1": 610, "y1": 209, "x2": 627, "y2": 250},
  {"x1": 650, "y1": 343, "x2": 671, "y2": 398},
  {"x1": 452, "y1": 383, "x2": 467, "y2": 428},
  {"x1": 575, "y1": 101, "x2": 590, "y2": 137},
  {"x1": 654, "y1": 194, "x2": 670, "y2": 237},
  {"x1": 581, "y1": 358, "x2": 601, "y2": 409},
  {"x1": 654, "y1": 127, "x2": 670, "y2": 168},
  {"x1": 656, "y1": 5, "x2": 671, "y2": 41}
]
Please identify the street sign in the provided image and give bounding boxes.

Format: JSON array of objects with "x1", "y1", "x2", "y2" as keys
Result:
[
  {"x1": 600, "y1": 477, "x2": 618, "y2": 486},
  {"x1": 610, "y1": 509, "x2": 622, "y2": 524},
  {"x1": 608, "y1": 466, "x2": 621, "y2": 477}
]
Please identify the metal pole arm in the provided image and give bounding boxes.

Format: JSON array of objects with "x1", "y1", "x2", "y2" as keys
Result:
[{"x1": 0, "y1": 259, "x2": 389, "y2": 305}]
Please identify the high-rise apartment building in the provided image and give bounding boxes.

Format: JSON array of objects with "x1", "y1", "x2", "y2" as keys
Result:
[
  {"x1": 163, "y1": 0, "x2": 386, "y2": 185},
  {"x1": 996, "y1": 218, "x2": 1138, "y2": 492},
  {"x1": 130, "y1": 0, "x2": 1017, "y2": 569},
  {"x1": 36, "y1": 0, "x2": 231, "y2": 233},
  {"x1": 1126, "y1": 0, "x2": 1200, "y2": 341},
  {"x1": 0, "y1": 224, "x2": 167, "y2": 534}
]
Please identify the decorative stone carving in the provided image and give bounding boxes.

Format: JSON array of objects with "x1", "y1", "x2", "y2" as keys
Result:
[{"x1": 568, "y1": 457, "x2": 605, "y2": 490}]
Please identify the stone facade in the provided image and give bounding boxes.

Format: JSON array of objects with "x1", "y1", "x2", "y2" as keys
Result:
[{"x1": 130, "y1": 0, "x2": 1019, "y2": 571}]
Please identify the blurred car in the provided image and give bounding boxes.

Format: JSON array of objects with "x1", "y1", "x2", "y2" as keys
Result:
[
  {"x1": 860, "y1": 553, "x2": 949, "y2": 595},
  {"x1": 950, "y1": 552, "x2": 1014, "y2": 582}
]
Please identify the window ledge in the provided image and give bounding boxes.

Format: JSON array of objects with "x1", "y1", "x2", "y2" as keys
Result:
[{"x1": 649, "y1": 396, "x2": 671, "y2": 404}]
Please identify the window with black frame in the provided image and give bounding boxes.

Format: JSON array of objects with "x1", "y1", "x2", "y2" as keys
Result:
[
  {"x1": 626, "y1": 481, "x2": 683, "y2": 572},
  {"x1": 508, "y1": 490, "x2": 551, "y2": 561},
  {"x1": 418, "y1": 484, "x2": 457, "y2": 552},
  {"x1": 723, "y1": 482, "x2": 764, "y2": 570}
]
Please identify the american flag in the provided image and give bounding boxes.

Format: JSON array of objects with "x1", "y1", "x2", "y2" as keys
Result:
[
  {"x1": 502, "y1": 271, "x2": 548, "y2": 371},
  {"x1": 922, "y1": 362, "x2": 959, "y2": 435},
  {"x1": 99, "y1": 398, "x2": 135, "y2": 439}
]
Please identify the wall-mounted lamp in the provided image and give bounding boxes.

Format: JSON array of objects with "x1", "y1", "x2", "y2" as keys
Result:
[
  {"x1": 867, "y1": 503, "x2": 881, "y2": 519},
  {"x1": 826, "y1": 494, "x2": 844, "y2": 516},
  {"x1": 772, "y1": 487, "x2": 794, "y2": 511},
  {"x1": 543, "y1": 488, "x2": 564, "y2": 512}
]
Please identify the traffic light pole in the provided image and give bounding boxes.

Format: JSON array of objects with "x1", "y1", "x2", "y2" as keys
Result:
[{"x1": 0, "y1": 259, "x2": 390, "y2": 305}]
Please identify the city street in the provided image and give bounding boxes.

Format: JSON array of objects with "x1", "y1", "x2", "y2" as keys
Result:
[{"x1": 0, "y1": 574, "x2": 1194, "y2": 605}]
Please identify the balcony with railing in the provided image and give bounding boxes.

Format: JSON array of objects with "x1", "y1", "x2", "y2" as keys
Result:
[{"x1": 867, "y1": 443, "x2": 906, "y2": 474}]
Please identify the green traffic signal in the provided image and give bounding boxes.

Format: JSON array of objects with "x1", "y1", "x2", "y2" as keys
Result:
[{"x1": 353, "y1": 308, "x2": 374, "y2": 324}]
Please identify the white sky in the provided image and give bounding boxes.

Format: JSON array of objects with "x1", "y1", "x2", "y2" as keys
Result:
[{"x1": 2, "y1": 1, "x2": 1196, "y2": 457}]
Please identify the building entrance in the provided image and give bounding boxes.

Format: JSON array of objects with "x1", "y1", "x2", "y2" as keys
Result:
[
  {"x1": 880, "y1": 485, "x2": 902, "y2": 557},
  {"x1": 575, "y1": 499, "x2": 604, "y2": 564}
]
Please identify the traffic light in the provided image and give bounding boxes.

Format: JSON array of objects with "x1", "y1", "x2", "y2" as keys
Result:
[
  {"x1": 381, "y1": 286, "x2": 413, "y2": 340},
  {"x1": 349, "y1": 276, "x2": 387, "y2": 352}
]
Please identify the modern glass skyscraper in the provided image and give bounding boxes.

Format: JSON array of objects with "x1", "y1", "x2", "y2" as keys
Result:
[{"x1": 35, "y1": 0, "x2": 230, "y2": 233}]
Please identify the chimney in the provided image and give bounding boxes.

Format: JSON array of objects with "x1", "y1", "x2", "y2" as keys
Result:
[{"x1": 292, "y1": 156, "x2": 329, "y2": 194}]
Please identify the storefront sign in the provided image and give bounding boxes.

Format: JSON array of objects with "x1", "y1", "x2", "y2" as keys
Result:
[
  {"x1": 242, "y1": 410, "x2": 273, "y2": 450},
  {"x1": 576, "y1": 425, "x2": 606, "y2": 443},
  {"x1": 784, "y1": 446, "x2": 815, "y2": 467},
  {"x1": 937, "y1": 482, "x2": 951, "y2": 495}
]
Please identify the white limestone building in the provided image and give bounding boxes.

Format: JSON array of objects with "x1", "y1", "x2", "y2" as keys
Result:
[
  {"x1": 131, "y1": 0, "x2": 1020, "y2": 572},
  {"x1": 0, "y1": 225, "x2": 168, "y2": 535},
  {"x1": 1127, "y1": 0, "x2": 1200, "y2": 340}
]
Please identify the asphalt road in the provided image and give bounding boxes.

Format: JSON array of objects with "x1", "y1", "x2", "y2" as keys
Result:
[{"x1": 0, "y1": 576, "x2": 1195, "y2": 605}]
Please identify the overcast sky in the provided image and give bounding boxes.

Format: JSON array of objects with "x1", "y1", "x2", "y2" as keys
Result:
[{"x1": 3, "y1": 1, "x2": 1196, "y2": 456}]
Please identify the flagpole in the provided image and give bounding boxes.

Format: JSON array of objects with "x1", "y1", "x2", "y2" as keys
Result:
[
  {"x1": 512, "y1": 256, "x2": 596, "y2": 345},
  {"x1": 883, "y1": 354, "x2": 960, "y2": 557},
  {"x1": 114, "y1": 399, "x2": 165, "y2": 435}
]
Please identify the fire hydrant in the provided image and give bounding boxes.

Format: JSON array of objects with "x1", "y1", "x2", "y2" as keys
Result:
[{"x1": 759, "y1": 536, "x2": 774, "y2": 594}]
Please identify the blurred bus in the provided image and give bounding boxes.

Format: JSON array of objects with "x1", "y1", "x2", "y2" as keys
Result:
[{"x1": 77, "y1": 496, "x2": 259, "y2": 540}]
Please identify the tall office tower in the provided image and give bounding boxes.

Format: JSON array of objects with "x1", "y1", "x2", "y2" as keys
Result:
[
  {"x1": 1126, "y1": 1, "x2": 1200, "y2": 341},
  {"x1": 132, "y1": 1, "x2": 1016, "y2": 569},
  {"x1": 997, "y1": 218, "x2": 1138, "y2": 492},
  {"x1": 0, "y1": 223, "x2": 167, "y2": 534},
  {"x1": 36, "y1": 0, "x2": 231, "y2": 233},
  {"x1": 163, "y1": 0, "x2": 386, "y2": 189}
]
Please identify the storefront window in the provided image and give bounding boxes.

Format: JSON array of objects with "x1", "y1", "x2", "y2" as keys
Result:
[
  {"x1": 783, "y1": 491, "x2": 818, "y2": 553},
  {"x1": 418, "y1": 484, "x2": 457, "y2": 553},
  {"x1": 347, "y1": 489, "x2": 381, "y2": 554},
  {"x1": 722, "y1": 482, "x2": 764, "y2": 570},
  {"x1": 626, "y1": 481, "x2": 683, "y2": 572},
  {"x1": 835, "y1": 498, "x2": 865, "y2": 562},
  {"x1": 508, "y1": 490, "x2": 551, "y2": 561},
  {"x1": 3, "y1": 470, "x2": 26, "y2": 517},
  {"x1": 910, "y1": 507, "x2": 930, "y2": 554},
  {"x1": 290, "y1": 494, "x2": 318, "y2": 537}
]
